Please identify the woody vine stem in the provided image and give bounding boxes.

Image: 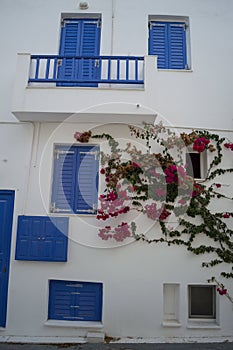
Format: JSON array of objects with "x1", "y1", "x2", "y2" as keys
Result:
[{"x1": 74, "y1": 123, "x2": 233, "y2": 300}]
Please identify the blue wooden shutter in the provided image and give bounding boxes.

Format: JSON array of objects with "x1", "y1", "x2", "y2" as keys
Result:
[
  {"x1": 15, "y1": 216, "x2": 68, "y2": 261},
  {"x1": 58, "y1": 20, "x2": 81, "y2": 85},
  {"x1": 79, "y1": 20, "x2": 101, "y2": 85},
  {"x1": 149, "y1": 22, "x2": 168, "y2": 69},
  {"x1": 58, "y1": 18, "x2": 101, "y2": 86},
  {"x1": 149, "y1": 21, "x2": 187, "y2": 69},
  {"x1": 48, "y1": 280, "x2": 103, "y2": 321},
  {"x1": 52, "y1": 146, "x2": 77, "y2": 213},
  {"x1": 169, "y1": 23, "x2": 187, "y2": 69},
  {"x1": 52, "y1": 145, "x2": 99, "y2": 214},
  {"x1": 75, "y1": 146, "x2": 99, "y2": 214}
]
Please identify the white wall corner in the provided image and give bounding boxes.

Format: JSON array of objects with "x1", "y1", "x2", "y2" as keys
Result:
[{"x1": 12, "y1": 53, "x2": 31, "y2": 116}]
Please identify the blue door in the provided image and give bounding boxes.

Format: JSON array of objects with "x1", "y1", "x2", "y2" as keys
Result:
[
  {"x1": 0, "y1": 190, "x2": 14, "y2": 327},
  {"x1": 58, "y1": 18, "x2": 101, "y2": 86}
]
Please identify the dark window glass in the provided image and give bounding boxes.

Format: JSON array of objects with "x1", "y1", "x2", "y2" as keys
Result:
[
  {"x1": 189, "y1": 285, "x2": 216, "y2": 318},
  {"x1": 186, "y1": 153, "x2": 201, "y2": 179}
]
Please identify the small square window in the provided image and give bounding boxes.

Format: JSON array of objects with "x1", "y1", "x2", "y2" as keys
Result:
[
  {"x1": 186, "y1": 151, "x2": 207, "y2": 179},
  {"x1": 188, "y1": 285, "x2": 216, "y2": 319}
]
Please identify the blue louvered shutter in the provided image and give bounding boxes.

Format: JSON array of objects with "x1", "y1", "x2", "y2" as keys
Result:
[
  {"x1": 15, "y1": 216, "x2": 68, "y2": 261},
  {"x1": 149, "y1": 22, "x2": 168, "y2": 69},
  {"x1": 52, "y1": 146, "x2": 77, "y2": 213},
  {"x1": 48, "y1": 280, "x2": 103, "y2": 321},
  {"x1": 58, "y1": 18, "x2": 101, "y2": 86},
  {"x1": 58, "y1": 20, "x2": 81, "y2": 85},
  {"x1": 75, "y1": 146, "x2": 99, "y2": 214},
  {"x1": 52, "y1": 145, "x2": 99, "y2": 214},
  {"x1": 149, "y1": 21, "x2": 187, "y2": 69},
  {"x1": 169, "y1": 23, "x2": 187, "y2": 69},
  {"x1": 79, "y1": 20, "x2": 101, "y2": 85}
]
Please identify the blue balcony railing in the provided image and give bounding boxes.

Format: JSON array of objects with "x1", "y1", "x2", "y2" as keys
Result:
[{"x1": 28, "y1": 55, "x2": 144, "y2": 86}]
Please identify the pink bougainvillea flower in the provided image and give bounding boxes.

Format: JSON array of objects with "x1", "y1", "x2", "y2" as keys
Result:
[
  {"x1": 222, "y1": 213, "x2": 230, "y2": 218},
  {"x1": 215, "y1": 183, "x2": 221, "y2": 188},
  {"x1": 193, "y1": 137, "x2": 210, "y2": 153},
  {"x1": 113, "y1": 222, "x2": 131, "y2": 242},
  {"x1": 192, "y1": 182, "x2": 204, "y2": 197},
  {"x1": 159, "y1": 208, "x2": 171, "y2": 221},
  {"x1": 178, "y1": 198, "x2": 187, "y2": 205},
  {"x1": 155, "y1": 188, "x2": 166, "y2": 197},
  {"x1": 224, "y1": 143, "x2": 233, "y2": 150},
  {"x1": 132, "y1": 161, "x2": 140, "y2": 168},
  {"x1": 100, "y1": 168, "x2": 105, "y2": 174},
  {"x1": 217, "y1": 287, "x2": 227, "y2": 295}
]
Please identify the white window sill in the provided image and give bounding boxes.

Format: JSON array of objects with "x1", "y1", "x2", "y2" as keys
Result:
[
  {"x1": 157, "y1": 69, "x2": 193, "y2": 73},
  {"x1": 44, "y1": 320, "x2": 103, "y2": 329},
  {"x1": 0, "y1": 327, "x2": 5, "y2": 331},
  {"x1": 187, "y1": 320, "x2": 220, "y2": 329},
  {"x1": 162, "y1": 320, "x2": 181, "y2": 328}
]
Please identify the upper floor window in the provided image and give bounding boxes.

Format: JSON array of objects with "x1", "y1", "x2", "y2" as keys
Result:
[
  {"x1": 51, "y1": 144, "x2": 99, "y2": 214},
  {"x1": 58, "y1": 16, "x2": 101, "y2": 86},
  {"x1": 148, "y1": 16, "x2": 190, "y2": 70}
]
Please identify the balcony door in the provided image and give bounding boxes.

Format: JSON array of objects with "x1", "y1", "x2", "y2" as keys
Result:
[{"x1": 58, "y1": 18, "x2": 101, "y2": 86}]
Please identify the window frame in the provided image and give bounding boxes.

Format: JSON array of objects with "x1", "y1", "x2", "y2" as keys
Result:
[
  {"x1": 50, "y1": 143, "x2": 100, "y2": 215},
  {"x1": 148, "y1": 15, "x2": 191, "y2": 70},
  {"x1": 186, "y1": 149, "x2": 207, "y2": 180},
  {"x1": 48, "y1": 279, "x2": 103, "y2": 322},
  {"x1": 188, "y1": 285, "x2": 216, "y2": 320}
]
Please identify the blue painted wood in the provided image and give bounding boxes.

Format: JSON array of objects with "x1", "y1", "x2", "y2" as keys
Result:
[
  {"x1": 0, "y1": 190, "x2": 14, "y2": 327},
  {"x1": 149, "y1": 21, "x2": 187, "y2": 69},
  {"x1": 15, "y1": 216, "x2": 69, "y2": 261},
  {"x1": 75, "y1": 146, "x2": 99, "y2": 214},
  {"x1": 52, "y1": 145, "x2": 99, "y2": 214},
  {"x1": 58, "y1": 19, "x2": 101, "y2": 87},
  {"x1": 28, "y1": 55, "x2": 144, "y2": 84},
  {"x1": 52, "y1": 146, "x2": 77, "y2": 212},
  {"x1": 48, "y1": 280, "x2": 103, "y2": 321}
]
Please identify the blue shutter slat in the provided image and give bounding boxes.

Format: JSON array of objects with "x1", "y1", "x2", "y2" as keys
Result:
[
  {"x1": 15, "y1": 216, "x2": 68, "y2": 261},
  {"x1": 48, "y1": 280, "x2": 102, "y2": 321},
  {"x1": 75, "y1": 146, "x2": 99, "y2": 214}
]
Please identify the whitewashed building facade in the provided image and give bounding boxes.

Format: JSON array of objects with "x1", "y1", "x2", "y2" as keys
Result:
[{"x1": 0, "y1": 0, "x2": 233, "y2": 344}]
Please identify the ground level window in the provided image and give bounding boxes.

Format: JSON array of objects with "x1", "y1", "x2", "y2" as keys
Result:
[
  {"x1": 186, "y1": 151, "x2": 207, "y2": 179},
  {"x1": 188, "y1": 285, "x2": 216, "y2": 319},
  {"x1": 48, "y1": 280, "x2": 103, "y2": 321}
]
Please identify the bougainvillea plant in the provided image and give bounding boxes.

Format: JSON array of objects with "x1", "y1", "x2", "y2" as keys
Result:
[{"x1": 74, "y1": 123, "x2": 233, "y2": 286}]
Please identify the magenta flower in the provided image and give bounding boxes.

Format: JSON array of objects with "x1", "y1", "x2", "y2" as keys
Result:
[
  {"x1": 193, "y1": 137, "x2": 210, "y2": 153},
  {"x1": 215, "y1": 183, "x2": 221, "y2": 188},
  {"x1": 222, "y1": 213, "x2": 230, "y2": 218},
  {"x1": 217, "y1": 287, "x2": 227, "y2": 295}
]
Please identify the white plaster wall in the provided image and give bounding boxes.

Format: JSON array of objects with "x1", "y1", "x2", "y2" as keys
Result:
[{"x1": 0, "y1": 0, "x2": 233, "y2": 342}]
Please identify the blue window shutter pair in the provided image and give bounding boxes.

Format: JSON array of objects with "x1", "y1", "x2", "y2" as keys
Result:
[
  {"x1": 15, "y1": 216, "x2": 68, "y2": 261},
  {"x1": 58, "y1": 18, "x2": 101, "y2": 86},
  {"x1": 149, "y1": 21, "x2": 187, "y2": 69},
  {"x1": 52, "y1": 145, "x2": 99, "y2": 214},
  {"x1": 48, "y1": 280, "x2": 103, "y2": 321}
]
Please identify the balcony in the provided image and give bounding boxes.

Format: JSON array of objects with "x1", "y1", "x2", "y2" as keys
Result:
[
  {"x1": 12, "y1": 54, "x2": 159, "y2": 123},
  {"x1": 28, "y1": 55, "x2": 144, "y2": 86}
]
